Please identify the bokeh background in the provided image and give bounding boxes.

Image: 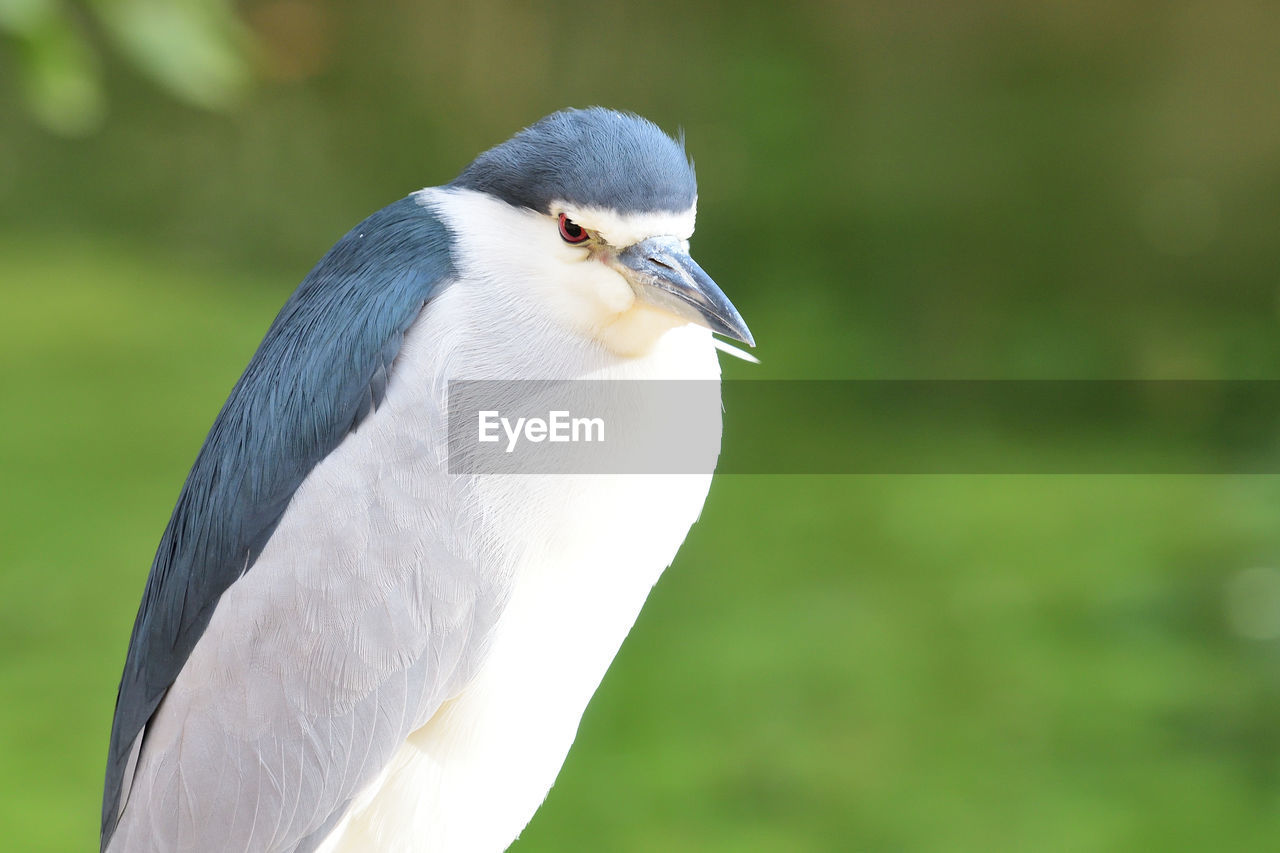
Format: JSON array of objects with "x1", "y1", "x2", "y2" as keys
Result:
[{"x1": 5, "y1": 1, "x2": 1280, "y2": 849}]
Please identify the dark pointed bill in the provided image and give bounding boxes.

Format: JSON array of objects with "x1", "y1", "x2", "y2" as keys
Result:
[{"x1": 616, "y1": 237, "x2": 754, "y2": 346}]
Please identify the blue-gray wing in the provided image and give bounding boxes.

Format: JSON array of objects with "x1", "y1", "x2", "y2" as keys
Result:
[{"x1": 101, "y1": 195, "x2": 455, "y2": 848}]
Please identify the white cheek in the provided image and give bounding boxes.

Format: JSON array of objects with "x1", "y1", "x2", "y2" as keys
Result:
[
  {"x1": 527, "y1": 242, "x2": 636, "y2": 335},
  {"x1": 587, "y1": 261, "x2": 635, "y2": 314},
  {"x1": 423, "y1": 188, "x2": 694, "y2": 356}
]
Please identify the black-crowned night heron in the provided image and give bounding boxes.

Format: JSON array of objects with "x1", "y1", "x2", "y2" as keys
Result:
[{"x1": 103, "y1": 107, "x2": 754, "y2": 852}]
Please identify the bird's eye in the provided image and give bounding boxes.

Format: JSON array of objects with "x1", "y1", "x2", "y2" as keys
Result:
[{"x1": 558, "y1": 213, "x2": 590, "y2": 244}]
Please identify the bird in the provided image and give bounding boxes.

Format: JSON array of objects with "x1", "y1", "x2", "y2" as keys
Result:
[{"x1": 101, "y1": 107, "x2": 754, "y2": 852}]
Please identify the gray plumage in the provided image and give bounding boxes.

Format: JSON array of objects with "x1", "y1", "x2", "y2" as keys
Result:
[{"x1": 102, "y1": 197, "x2": 453, "y2": 847}]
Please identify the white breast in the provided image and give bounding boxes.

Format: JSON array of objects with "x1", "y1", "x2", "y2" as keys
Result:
[{"x1": 318, "y1": 189, "x2": 723, "y2": 852}]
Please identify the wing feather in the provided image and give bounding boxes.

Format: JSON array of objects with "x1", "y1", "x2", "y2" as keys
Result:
[{"x1": 101, "y1": 195, "x2": 455, "y2": 849}]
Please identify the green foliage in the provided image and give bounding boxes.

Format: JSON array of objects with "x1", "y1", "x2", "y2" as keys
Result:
[
  {"x1": 0, "y1": 0, "x2": 103, "y2": 133},
  {"x1": 0, "y1": 0, "x2": 248, "y2": 134}
]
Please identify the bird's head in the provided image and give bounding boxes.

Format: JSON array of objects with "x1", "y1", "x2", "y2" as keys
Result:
[{"x1": 448, "y1": 108, "x2": 753, "y2": 358}]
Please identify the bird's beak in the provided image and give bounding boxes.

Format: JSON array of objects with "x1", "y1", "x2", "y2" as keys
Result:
[{"x1": 616, "y1": 236, "x2": 754, "y2": 346}]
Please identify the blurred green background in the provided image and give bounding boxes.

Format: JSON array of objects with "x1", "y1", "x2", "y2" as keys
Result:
[{"x1": 5, "y1": 1, "x2": 1280, "y2": 850}]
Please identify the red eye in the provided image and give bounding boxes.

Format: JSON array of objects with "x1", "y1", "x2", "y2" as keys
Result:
[{"x1": 558, "y1": 213, "x2": 590, "y2": 244}]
